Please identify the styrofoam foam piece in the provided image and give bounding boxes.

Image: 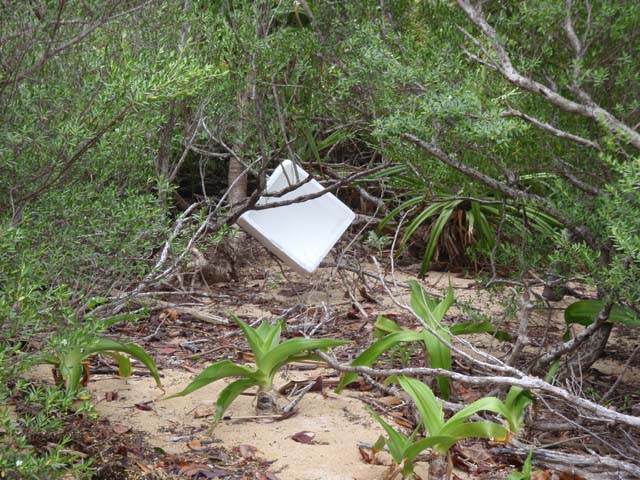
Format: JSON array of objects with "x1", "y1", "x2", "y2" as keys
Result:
[{"x1": 237, "y1": 160, "x2": 355, "y2": 274}]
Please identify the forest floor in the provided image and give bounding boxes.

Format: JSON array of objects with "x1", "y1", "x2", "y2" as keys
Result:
[{"x1": 20, "y1": 237, "x2": 640, "y2": 479}]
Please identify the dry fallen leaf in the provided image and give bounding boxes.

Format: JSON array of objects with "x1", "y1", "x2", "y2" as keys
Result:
[
  {"x1": 359, "y1": 286, "x2": 379, "y2": 303},
  {"x1": 182, "y1": 364, "x2": 200, "y2": 374},
  {"x1": 135, "y1": 461, "x2": 152, "y2": 474},
  {"x1": 358, "y1": 446, "x2": 372, "y2": 463},
  {"x1": 193, "y1": 404, "x2": 217, "y2": 419},
  {"x1": 531, "y1": 472, "x2": 553, "y2": 480},
  {"x1": 112, "y1": 423, "x2": 131, "y2": 435},
  {"x1": 556, "y1": 473, "x2": 586, "y2": 480},
  {"x1": 178, "y1": 463, "x2": 232, "y2": 478},
  {"x1": 290, "y1": 431, "x2": 315, "y2": 444},
  {"x1": 238, "y1": 444, "x2": 259, "y2": 459},
  {"x1": 160, "y1": 308, "x2": 179, "y2": 322},
  {"x1": 255, "y1": 472, "x2": 281, "y2": 480},
  {"x1": 156, "y1": 346, "x2": 179, "y2": 354},
  {"x1": 187, "y1": 439, "x2": 207, "y2": 451},
  {"x1": 377, "y1": 396, "x2": 403, "y2": 406},
  {"x1": 389, "y1": 412, "x2": 414, "y2": 429},
  {"x1": 134, "y1": 401, "x2": 154, "y2": 411}
]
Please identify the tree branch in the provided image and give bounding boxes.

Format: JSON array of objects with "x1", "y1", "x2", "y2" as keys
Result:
[
  {"x1": 532, "y1": 300, "x2": 613, "y2": 373},
  {"x1": 456, "y1": 0, "x2": 640, "y2": 150},
  {"x1": 317, "y1": 350, "x2": 640, "y2": 429},
  {"x1": 500, "y1": 108, "x2": 600, "y2": 150},
  {"x1": 400, "y1": 132, "x2": 600, "y2": 249}
]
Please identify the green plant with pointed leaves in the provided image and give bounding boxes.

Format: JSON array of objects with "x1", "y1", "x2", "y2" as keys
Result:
[
  {"x1": 378, "y1": 188, "x2": 561, "y2": 276},
  {"x1": 38, "y1": 336, "x2": 161, "y2": 393},
  {"x1": 336, "y1": 281, "x2": 510, "y2": 399},
  {"x1": 167, "y1": 314, "x2": 350, "y2": 422},
  {"x1": 370, "y1": 376, "x2": 517, "y2": 480},
  {"x1": 506, "y1": 449, "x2": 540, "y2": 480},
  {"x1": 563, "y1": 300, "x2": 640, "y2": 341}
]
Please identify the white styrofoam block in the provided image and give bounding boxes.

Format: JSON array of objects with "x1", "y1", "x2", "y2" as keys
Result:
[{"x1": 237, "y1": 160, "x2": 355, "y2": 274}]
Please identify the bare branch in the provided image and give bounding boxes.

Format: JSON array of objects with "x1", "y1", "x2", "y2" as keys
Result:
[
  {"x1": 456, "y1": 0, "x2": 640, "y2": 150},
  {"x1": 457, "y1": 25, "x2": 501, "y2": 71},
  {"x1": 0, "y1": 1, "x2": 156, "y2": 88},
  {"x1": 494, "y1": 439, "x2": 640, "y2": 480},
  {"x1": 507, "y1": 285, "x2": 533, "y2": 367},
  {"x1": 564, "y1": 0, "x2": 583, "y2": 58},
  {"x1": 317, "y1": 350, "x2": 640, "y2": 429},
  {"x1": 500, "y1": 108, "x2": 600, "y2": 150},
  {"x1": 554, "y1": 157, "x2": 600, "y2": 196},
  {"x1": 532, "y1": 300, "x2": 613, "y2": 373}
]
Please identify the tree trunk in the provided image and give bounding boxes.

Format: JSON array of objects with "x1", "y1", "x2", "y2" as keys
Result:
[
  {"x1": 227, "y1": 156, "x2": 247, "y2": 207},
  {"x1": 156, "y1": 105, "x2": 176, "y2": 212},
  {"x1": 558, "y1": 321, "x2": 613, "y2": 380}
]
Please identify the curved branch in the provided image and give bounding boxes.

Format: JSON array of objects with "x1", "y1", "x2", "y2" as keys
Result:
[
  {"x1": 317, "y1": 350, "x2": 640, "y2": 429},
  {"x1": 400, "y1": 132, "x2": 600, "y2": 249},
  {"x1": 500, "y1": 108, "x2": 600, "y2": 150},
  {"x1": 456, "y1": 0, "x2": 640, "y2": 151}
]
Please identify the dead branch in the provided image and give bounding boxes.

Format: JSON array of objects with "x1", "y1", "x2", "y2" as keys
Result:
[
  {"x1": 493, "y1": 439, "x2": 640, "y2": 480},
  {"x1": 507, "y1": 285, "x2": 533, "y2": 367},
  {"x1": 554, "y1": 157, "x2": 601, "y2": 196},
  {"x1": 317, "y1": 350, "x2": 640, "y2": 430},
  {"x1": 1, "y1": 1, "x2": 155, "y2": 88},
  {"x1": 113, "y1": 290, "x2": 228, "y2": 325},
  {"x1": 532, "y1": 300, "x2": 612, "y2": 374}
]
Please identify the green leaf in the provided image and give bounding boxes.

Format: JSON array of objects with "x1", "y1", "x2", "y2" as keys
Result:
[
  {"x1": 396, "y1": 377, "x2": 444, "y2": 436},
  {"x1": 503, "y1": 387, "x2": 533, "y2": 432},
  {"x1": 83, "y1": 338, "x2": 162, "y2": 388},
  {"x1": 378, "y1": 196, "x2": 424, "y2": 233},
  {"x1": 102, "y1": 311, "x2": 148, "y2": 328},
  {"x1": 407, "y1": 280, "x2": 438, "y2": 327},
  {"x1": 232, "y1": 314, "x2": 269, "y2": 362},
  {"x1": 443, "y1": 396, "x2": 510, "y2": 434},
  {"x1": 450, "y1": 320, "x2": 512, "y2": 341},
  {"x1": 57, "y1": 338, "x2": 161, "y2": 389},
  {"x1": 262, "y1": 338, "x2": 350, "y2": 379},
  {"x1": 102, "y1": 351, "x2": 132, "y2": 377},
  {"x1": 432, "y1": 284, "x2": 454, "y2": 324},
  {"x1": 335, "y1": 331, "x2": 422, "y2": 392},
  {"x1": 373, "y1": 315, "x2": 403, "y2": 337},
  {"x1": 399, "y1": 201, "x2": 449, "y2": 255},
  {"x1": 442, "y1": 421, "x2": 508, "y2": 443},
  {"x1": 367, "y1": 407, "x2": 417, "y2": 464},
  {"x1": 60, "y1": 362, "x2": 84, "y2": 392},
  {"x1": 565, "y1": 300, "x2": 639, "y2": 328},
  {"x1": 166, "y1": 360, "x2": 257, "y2": 398},
  {"x1": 303, "y1": 126, "x2": 321, "y2": 163},
  {"x1": 419, "y1": 201, "x2": 461, "y2": 277},
  {"x1": 470, "y1": 201, "x2": 495, "y2": 249},
  {"x1": 404, "y1": 435, "x2": 457, "y2": 459},
  {"x1": 256, "y1": 319, "x2": 282, "y2": 352},
  {"x1": 215, "y1": 379, "x2": 261, "y2": 422},
  {"x1": 86, "y1": 297, "x2": 109, "y2": 309},
  {"x1": 505, "y1": 472, "x2": 526, "y2": 480},
  {"x1": 422, "y1": 329, "x2": 452, "y2": 399}
]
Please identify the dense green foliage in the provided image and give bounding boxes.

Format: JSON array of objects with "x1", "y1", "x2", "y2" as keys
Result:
[{"x1": 1, "y1": 0, "x2": 638, "y2": 476}]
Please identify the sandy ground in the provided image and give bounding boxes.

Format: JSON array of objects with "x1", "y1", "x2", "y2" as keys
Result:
[
  {"x1": 18, "y1": 251, "x2": 640, "y2": 479},
  {"x1": 86, "y1": 368, "x2": 425, "y2": 480}
]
